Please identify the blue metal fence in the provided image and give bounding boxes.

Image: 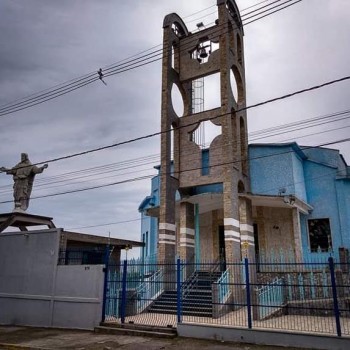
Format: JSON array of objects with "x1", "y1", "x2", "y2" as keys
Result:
[
  {"x1": 257, "y1": 277, "x2": 284, "y2": 320},
  {"x1": 100, "y1": 256, "x2": 350, "y2": 337}
]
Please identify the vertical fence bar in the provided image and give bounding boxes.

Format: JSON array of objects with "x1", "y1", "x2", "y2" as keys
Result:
[
  {"x1": 329, "y1": 257, "x2": 342, "y2": 337},
  {"x1": 310, "y1": 271, "x2": 316, "y2": 299},
  {"x1": 298, "y1": 273, "x2": 305, "y2": 300},
  {"x1": 244, "y1": 258, "x2": 252, "y2": 329},
  {"x1": 287, "y1": 274, "x2": 293, "y2": 301},
  {"x1": 101, "y1": 244, "x2": 110, "y2": 323},
  {"x1": 322, "y1": 269, "x2": 329, "y2": 298},
  {"x1": 177, "y1": 258, "x2": 182, "y2": 323},
  {"x1": 120, "y1": 259, "x2": 128, "y2": 324}
]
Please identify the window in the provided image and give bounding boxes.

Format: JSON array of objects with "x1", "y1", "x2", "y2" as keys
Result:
[
  {"x1": 201, "y1": 149, "x2": 210, "y2": 175},
  {"x1": 308, "y1": 218, "x2": 332, "y2": 252}
]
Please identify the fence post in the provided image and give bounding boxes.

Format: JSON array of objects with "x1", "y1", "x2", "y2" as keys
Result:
[
  {"x1": 101, "y1": 244, "x2": 110, "y2": 323},
  {"x1": 120, "y1": 259, "x2": 128, "y2": 324},
  {"x1": 244, "y1": 258, "x2": 252, "y2": 329},
  {"x1": 329, "y1": 257, "x2": 342, "y2": 337},
  {"x1": 177, "y1": 258, "x2": 182, "y2": 323}
]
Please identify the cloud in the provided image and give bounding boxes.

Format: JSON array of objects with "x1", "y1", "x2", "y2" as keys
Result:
[{"x1": 0, "y1": 0, "x2": 349, "y2": 250}]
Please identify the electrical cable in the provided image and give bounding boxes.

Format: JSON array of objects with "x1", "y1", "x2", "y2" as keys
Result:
[
  {"x1": 1, "y1": 108, "x2": 345, "y2": 192},
  {"x1": 0, "y1": 73, "x2": 345, "y2": 170},
  {"x1": 102, "y1": 0, "x2": 302, "y2": 80},
  {"x1": 0, "y1": 0, "x2": 302, "y2": 117},
  {"x1": 0, "y1": 136, "x2": 348, "y2": 205},
  {"x1": 65, "y1": 163, "x2": 349, "y2": 231},
  {"x1": 244, "y1": 0, "x2": 302, "y2": 25},
  {"x1": 0, "y1": 72, "x2": 348, "y2": 200},
  {"x1": 243, "y1": 0, "x2": 297, "y2": 22},
  {"x1": 186, "y1": 0, "x2": 283, "y2": 25},
  {"x1": 67, "y1": 218, "x2": 142, "y2": 230},
  {"x1": 241, "y1": 0, "x2": 273, "y2": 12}
]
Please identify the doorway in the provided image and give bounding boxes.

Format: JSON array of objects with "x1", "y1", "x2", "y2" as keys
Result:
[{"x1": 218, "y1": 225, "x2": 226, "y2": 271}]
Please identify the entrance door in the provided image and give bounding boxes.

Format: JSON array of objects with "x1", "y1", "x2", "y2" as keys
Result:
[
  {"x1": 254, "y1": 223, "x2": 260, "y2": 270},
  {"x1": 253, "y1": 223, "x2": 259, "y2": 258},
  {"x1": 218, "y1": 226, "x2": 226, "y2": 271}
]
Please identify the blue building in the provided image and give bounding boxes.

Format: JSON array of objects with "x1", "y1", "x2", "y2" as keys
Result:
[{"x1": 139, "y1": 143, "x2": 350, "y2": 263}]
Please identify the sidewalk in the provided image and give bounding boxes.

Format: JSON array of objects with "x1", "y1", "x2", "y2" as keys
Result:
[{"x1": 0, "y1": 326, "x2": 306, "y2": 350}]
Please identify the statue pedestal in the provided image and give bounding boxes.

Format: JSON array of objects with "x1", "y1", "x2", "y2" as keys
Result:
[{"x1": 0, "y1": 212, "x2": 56, "y2": 233}]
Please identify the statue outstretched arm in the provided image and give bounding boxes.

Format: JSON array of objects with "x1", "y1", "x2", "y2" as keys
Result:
[
  {"x1": 0, "y1": 167, "x2": 15, "y2": 174},
  {"x1": 32, "y1": 164, "x2": 48, "y2": 174}
]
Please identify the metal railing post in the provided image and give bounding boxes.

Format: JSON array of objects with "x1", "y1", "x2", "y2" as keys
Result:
[
  {"x1": 329, "y1": 257, "x2": 342, "y2": 337},
  {"x1": 101, "y1": 244, "x2": 110, "y2": 323},
  {"x1": 244, "y1": 258, "x2": 252, "y2": 329},
  {"x1": 120, "y1": 259, "x2": 128, "y2": 324},
  {"x1": 177, "y1": 258, "x2": 182, "y2": 323}
]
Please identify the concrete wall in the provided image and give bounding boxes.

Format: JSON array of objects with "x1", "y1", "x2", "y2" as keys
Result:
[
  {"x1": 336, "y1": 179, "x2": 350, "y2": 249},
  {"x1": 53, "y1": 265, "x2": 104, "y2": 329},
  {"x1": 253, "y1": 207, "x2": 294, "y2": 254},
  {"x1": 291, "y1": 151, "x2": 307, "y2": 201},
  {"x1": 0, "y1": 229, "x2": 104, "y2": 330},
  {"x1": 249, "y1": 145, "x2": 296, "y2": 196},
  {"x1": 178, "y1": 323, "x2": 350, "y2": 350}
]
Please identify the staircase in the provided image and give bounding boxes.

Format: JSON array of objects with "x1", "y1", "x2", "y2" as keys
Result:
[
  {"x1": 96, "y1": 322, "x2": 177, "y2": 338},
  {"x1": 147, "y1": 270, "x2": 222, "y2": 317}
]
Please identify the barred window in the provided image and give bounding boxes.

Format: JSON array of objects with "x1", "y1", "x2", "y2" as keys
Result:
[{"x1": 308, "y1": 218, "x2": 332, "y2": 252}]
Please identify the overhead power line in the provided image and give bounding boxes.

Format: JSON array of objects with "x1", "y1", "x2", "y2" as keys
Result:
[
  {"x1": 241, "y1": 0, "x2": 273, "y2": 12},
  {"x1": 244, "y1": 0, "x2": 302, "y2": 25},
  {"x1": 64, "y1": 161, "x2": 349, "y2": 232},
  {"x1": 0, "y1": 77, "x2": 350, "y2": 200},
  {"x1": 0, "y1": 0, "x2": 303, "y2": 118},
  {"x1": 67, "y1": 218, "x2": 142, "y2": 230},
  {"x1": 0, "y1": 73, "x2": 346, "y2": 173},
  {"x1": 1, "y1": 107, "x2": 349, "y2": 195},
  {"x1": 187, "y1": 0, "x2": 283, "y2": 25},
  {"x1": 0, "y1": 136, "x2": 348, "y2": 205}
]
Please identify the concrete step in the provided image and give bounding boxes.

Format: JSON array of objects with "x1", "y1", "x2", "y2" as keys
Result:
[
  {"x1": 95, "y1": 324, "x2": 177, "y2": 339},
  {"x1": 147, "y1": 308, "x2": 212, "y2": 317},
  {"x1": 149, "y1": 303, "x2": 212, "y2": 313},
  {"x1": 100, "y1": 322, "x2": 176, "y2": 333}
]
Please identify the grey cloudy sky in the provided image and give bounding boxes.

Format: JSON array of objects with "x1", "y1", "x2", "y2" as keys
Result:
[{"x1": 0, "y1": 0, "x2": 349, "y2": 257}]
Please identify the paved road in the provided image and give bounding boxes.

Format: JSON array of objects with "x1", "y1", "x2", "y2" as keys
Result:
[{"x1": 0, "y1": 326, "x2": 308, "y2": 350}]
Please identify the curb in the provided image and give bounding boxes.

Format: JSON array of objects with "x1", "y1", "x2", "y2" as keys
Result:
[{"x1": 0, "y1": 343, "x2": 50, "y2": 350}]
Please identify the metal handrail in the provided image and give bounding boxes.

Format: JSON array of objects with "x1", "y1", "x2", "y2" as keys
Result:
[
  {"x1": 135, "y1": 266, "x2": 164, "y2": 313},
  {"x1": 216, "y1": 268, "x2": 230, "y2": 303},
  {"x1": 181, "y1": 270, "x2": 198, "y2": 300}
]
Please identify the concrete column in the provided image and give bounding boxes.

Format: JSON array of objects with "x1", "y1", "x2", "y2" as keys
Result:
[
  {"x1": 178, "y1": 202, "x2": 195, "y2": 280},
  {"x1": 158, "y1": 23, "x2": 177, "y2": 265},
  {"x1": 158, "y1": 177, "x2": 176, "y2": 263},
  {"x1": 239, "y1": 196, "x2": 258, "y2": 320},
  {"x1": 239, "y1": 197, "x2": 255, "y2": 261},
  {"x1": 158, "y1": 222, "x2": 176, "y2": 263},
  {"x1": 292, "y1": 208, "x2": 303, "y2": 263},
  {"x1": 223, "y1": 182, "x2": 241, "y2": 263},
  {"x1": 179, "y1": 202, "x2": 195, "y2": 262},
  {"x1": 222, "y1": 181, "x2": 244, "y2": 307}
]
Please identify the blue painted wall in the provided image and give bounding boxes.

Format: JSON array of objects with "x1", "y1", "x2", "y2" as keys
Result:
[
  {"x1": 300, "y1": 161, "x2": 341, "y2": 262},
  {"x1": 140, "y1": 143, "x2": 350, "y2": 263},
  {"x1": 139, "y1": 172, "x2": 160, "y2": 262},
  {"x1": 335, "y1": 179, "x2": 350, "y2": 249},
  {"x1": 249, "y1": 143, "x2": 306, "y2": 197}
]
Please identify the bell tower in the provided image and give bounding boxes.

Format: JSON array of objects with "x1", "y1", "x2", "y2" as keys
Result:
[{"x1": 158, "y1": 0, "x2": 254, "y2": 264}]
